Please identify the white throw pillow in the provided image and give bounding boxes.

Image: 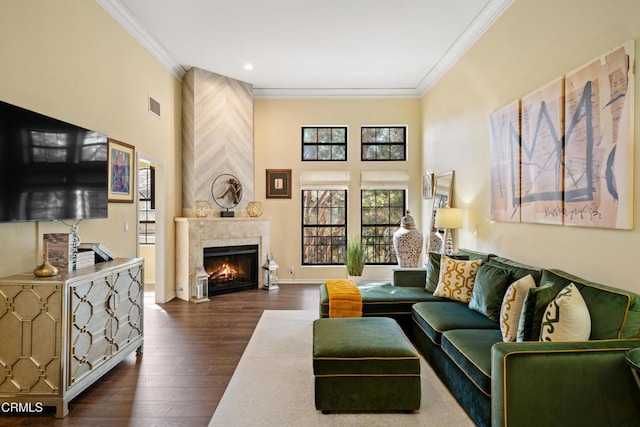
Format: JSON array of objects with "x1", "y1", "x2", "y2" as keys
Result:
[
  {"x1": 499, "y1": 274, "x2": 536, "y2": 342},
  {"x1": 539, "y1": 283, "x2": 591, "y2": 341}
]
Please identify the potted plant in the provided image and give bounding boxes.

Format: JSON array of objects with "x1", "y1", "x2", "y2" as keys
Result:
[{"x1": 345, "y1": 237, "x2": 364, "y2": 280}]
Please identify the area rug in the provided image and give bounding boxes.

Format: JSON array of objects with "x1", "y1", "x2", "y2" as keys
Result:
[{"x1": 209, "y1": 310, "x2": 474, "y2": 427}]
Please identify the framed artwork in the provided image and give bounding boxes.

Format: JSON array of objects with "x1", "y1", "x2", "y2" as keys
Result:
[
  {"x1": 422, "y1": 172, "x2": 434, "y2": 199},
  {"x1": 422, "y1": 172, "x2": 433, "y2": 200},
  {"x1": 266, "y1": 169, "x2": 292, "y2": 199},
  {"x1": 108, "y1": 138, "x2": 135, "y2": 203}
]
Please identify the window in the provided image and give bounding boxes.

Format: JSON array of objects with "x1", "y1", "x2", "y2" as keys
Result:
[
  {"x1": 138, "y1": 166, "x2": 155, "y2": 244},
  {"x1": 361, "y1": 126, "x2": 406, "y2": 161},
  {"x1": 302, "y1": 126, "x2": 347, "y2": 161},
  {"x1": 361, "y1": 189, "x2": 405, "y2": 264},
  {"x1": 302, "y1": 189, "x2": 347, "y2": 264}
]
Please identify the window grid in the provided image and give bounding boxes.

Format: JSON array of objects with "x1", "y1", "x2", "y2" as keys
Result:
[
  {"x1": 361, "y1": 189, "x2": 406, "y2": 264},
  {"x1": 302, "y1": 189, "x2": 347, "y2": 265},
  {"x1": 361, "y1": 126, "x2": 407, "y2": 161},
  {"x1": 302, "y1": 126, "x2": 347, "y2": 161}
]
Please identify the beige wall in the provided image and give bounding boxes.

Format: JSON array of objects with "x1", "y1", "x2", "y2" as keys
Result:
[
  {"x1": 0, "y1": 0, "x2": 181, "y2": 300},
  {"x1": 140, "y1": 244, "x2": 156, "y2": 284},
  {"x1": 422, "y1": 0, "x2": 640, "y2": 293},
  {"x1": 254, "y1": 98, "x2": 422, "y2": 282}
]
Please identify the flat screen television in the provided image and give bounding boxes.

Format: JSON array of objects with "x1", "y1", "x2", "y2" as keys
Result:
[{"x1": 0, "y1": 100, "x2": 108, "y2": 222}]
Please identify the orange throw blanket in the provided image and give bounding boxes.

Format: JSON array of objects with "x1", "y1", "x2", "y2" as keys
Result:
[{"x1": 326, "y1": 279, "x2": 362, "y2": 318}]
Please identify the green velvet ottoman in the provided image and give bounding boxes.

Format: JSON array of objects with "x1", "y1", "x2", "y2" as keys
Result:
[{"x1": 312, "y1": 317, "x2": 421, "y2": 413}]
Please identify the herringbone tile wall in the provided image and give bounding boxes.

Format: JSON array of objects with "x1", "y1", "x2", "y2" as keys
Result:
[{"x1": 182, "y1": 67, "x2": 254, "y2": 215}]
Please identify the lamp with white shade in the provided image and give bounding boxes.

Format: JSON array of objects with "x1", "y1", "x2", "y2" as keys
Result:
[{"x1": 434, "y1": 208, "x2": 463, "y2": 255}]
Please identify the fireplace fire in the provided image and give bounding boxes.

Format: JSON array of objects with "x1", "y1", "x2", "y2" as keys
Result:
[
  {"x1": 203, "y1": 244, "x2": 259, "y2": 295},
  {"x1": 210, "y1": 262, "x2": 238, "y2": 282}
]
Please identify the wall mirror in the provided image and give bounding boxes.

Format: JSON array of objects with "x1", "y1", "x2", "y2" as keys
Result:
[{"x1": 428, "y1": 170, "x2": 454, "y2": 253}]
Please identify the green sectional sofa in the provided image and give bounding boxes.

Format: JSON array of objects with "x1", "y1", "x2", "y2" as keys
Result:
[{"x1": 318, "y1": 249, "x2": 640, "y2": 427}]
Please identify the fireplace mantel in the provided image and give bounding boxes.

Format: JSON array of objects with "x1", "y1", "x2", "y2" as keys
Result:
[{"x1": 175, "y1": 217, "x2": 270, "y2": 301}]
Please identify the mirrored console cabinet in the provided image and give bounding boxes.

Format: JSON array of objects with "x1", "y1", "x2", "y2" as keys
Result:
[{"x1": 0, "y1": 258, "x2": 144, "y2": 417}]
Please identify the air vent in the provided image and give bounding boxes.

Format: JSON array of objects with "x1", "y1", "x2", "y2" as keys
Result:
[{"x1": 148, "y1": 96, "x2": 161, "y2": 118}]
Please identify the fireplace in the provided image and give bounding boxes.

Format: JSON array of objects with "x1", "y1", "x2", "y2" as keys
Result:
[{"x1": 203, "y1": 244, "x2": 259, "y2": 296}]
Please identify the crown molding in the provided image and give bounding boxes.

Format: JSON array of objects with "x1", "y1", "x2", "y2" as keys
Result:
[
  {"x1": 252, "y1": 87, "x2": 422, "y2": 99},
  {"x1": 97, "y1": 0, "x2": 185, "y2": 79},
  {"x1": 416, "y1": 0, "x2": 513, "y2": 95}
]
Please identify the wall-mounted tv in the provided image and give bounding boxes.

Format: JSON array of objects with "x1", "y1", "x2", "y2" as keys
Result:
[{"x1": 0, "y1": 100, "x2": 108, "y2": 222}]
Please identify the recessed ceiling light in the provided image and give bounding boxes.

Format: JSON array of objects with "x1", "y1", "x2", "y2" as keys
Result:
[{"x1": 244, "y1": 63, "x2": 254, "y2": 71}]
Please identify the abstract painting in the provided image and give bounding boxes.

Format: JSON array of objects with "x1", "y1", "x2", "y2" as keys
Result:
[
  {"x1": 108, "y1": 138, "x2": 135, "y2": 203},
  {"x1": 564, "y1": 41, "x2": 634, "y2": 229},
  {"x1": 489, "y1": 41, "x2": 634, "y2": 230}
]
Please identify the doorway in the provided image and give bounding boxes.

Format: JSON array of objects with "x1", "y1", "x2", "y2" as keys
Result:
[
  {"x1": 137, "y1": 156, "x2": 168, "y2": 303},
  {"x1": 138, "y1": 159, "x2": 156, "y2": 294}
]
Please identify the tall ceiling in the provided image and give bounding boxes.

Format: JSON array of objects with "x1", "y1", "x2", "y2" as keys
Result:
[{"x1": 99, "y1": 0, "x2": 512, "y2": 97}]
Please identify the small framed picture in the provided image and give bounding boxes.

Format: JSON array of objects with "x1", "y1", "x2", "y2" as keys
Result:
[
  {"x1": 422, "y1": 172, "x2": 434, "y2": 199},
  {"x1": 266, "y1": 169, "x2": 292, "y2": 199},
  {"x1": 108, "y1": 138, "x2": 135, "y2": 203}
]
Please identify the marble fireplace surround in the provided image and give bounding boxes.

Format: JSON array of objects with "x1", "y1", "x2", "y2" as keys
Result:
[{"x1": 175, "y1": 217, "x2": 270, "y2": 301}]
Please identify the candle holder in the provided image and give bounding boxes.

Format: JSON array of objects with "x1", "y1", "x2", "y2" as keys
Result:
[{"x1": 191, "y1": 265, "x2": 210, "y2": 303}]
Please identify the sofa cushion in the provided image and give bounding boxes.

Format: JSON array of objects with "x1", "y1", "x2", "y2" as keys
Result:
[
  {"x1": 319, "y1": 282, "x2": 442, "y2": 318},
  {"x1": 486, "y1": 256, "x2": 543, "y2": 284},
  {"x1": 468, "y1": 263, "x2": 512, "y2": 322},
  {"x1": 541, "y1": 269, "x2": 640, "y2": 340},
  {"x1": 433, "y1": 256, "x2": 483, "y2": 303},
  {"x1": 412, "y1": 301, "x2": 499, "y2": 345},
  {"x1": 456, "y1": 248, "x2": 494, "y2": 263},
  {"x1": 540, "y1": 283, "x2": 591, "y2": 341},
  {"x1": 425, "y1": 252, "x2": 469, "y2": 292},
  {"x1": 393, "y1": 268, "x2": 427, "y2": 287},
  {"x1": 441, "y1": 329, "x2": 503, "y2": 396},
  {"x1": 517, "y1": 282, "x2": 560, "y2": 342},
  {"x1": 500, "y1": 274, "x2": 536, "y2": 342}
]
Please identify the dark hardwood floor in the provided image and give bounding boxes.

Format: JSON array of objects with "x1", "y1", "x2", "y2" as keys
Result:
[{"x1": 0, "y1": 284, "x2": 320, "y2": 427}]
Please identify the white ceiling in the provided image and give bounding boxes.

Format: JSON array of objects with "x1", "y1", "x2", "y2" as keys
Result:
[{"x1": 98, "y1": 0, "x2": 512, "y2": 97}]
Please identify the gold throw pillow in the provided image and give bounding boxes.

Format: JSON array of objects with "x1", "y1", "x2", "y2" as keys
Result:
[{"x1": 433, "y1": 255, "x2": 482, "y2": 303}]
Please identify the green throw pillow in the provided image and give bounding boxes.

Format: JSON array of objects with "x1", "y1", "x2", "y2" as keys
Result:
[
  {"x1": 468, "y1": 263, "x2": 512, "y2": 322},
  {"x1": 517, "y1": 282, "x2": 560, "y2": 341},
  {"x1": 425, "y1": 252, "x2": 469, "y2": 292}
]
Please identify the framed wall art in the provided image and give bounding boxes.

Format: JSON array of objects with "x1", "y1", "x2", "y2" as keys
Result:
[
  {"x1": 489, "y1": 41, "x2": 634, "y2": 230},
  {"x1": 266, "y1": 169, "x2": 292, "y2": 199},
  {"x1": 108, "y1": 138, "x2": 135, "y2": 203},
  {"x1": 422, "y1": 172, "x2": 434, "y2": 199}
]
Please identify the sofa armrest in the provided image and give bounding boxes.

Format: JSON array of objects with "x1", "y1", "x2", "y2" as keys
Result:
[
  {"x1": 392, "y1": 268, "x2": 427, "y2": 287},
  {"x1": 491, "y1": 339, "x2": 640, "y2": 427}
]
